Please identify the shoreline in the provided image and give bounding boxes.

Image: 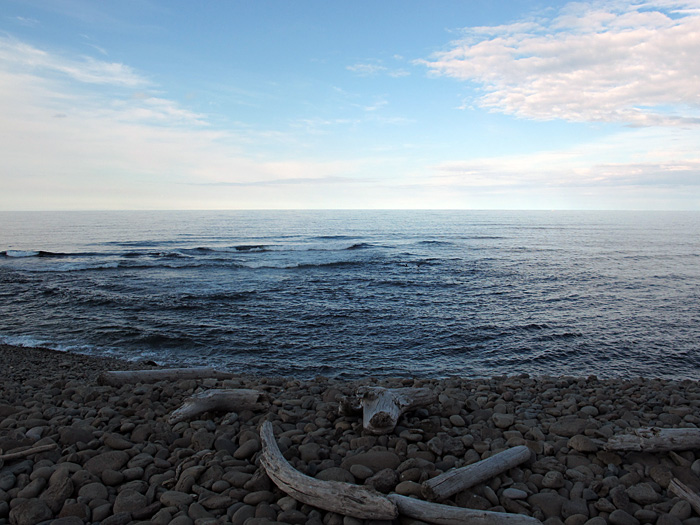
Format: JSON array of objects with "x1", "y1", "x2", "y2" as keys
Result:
[{"x1": 1, "y1": 344, "x2": 700, "y2": 524}]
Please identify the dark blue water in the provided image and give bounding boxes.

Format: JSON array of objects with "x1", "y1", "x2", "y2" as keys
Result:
[{"x1": 1, "y1": 210, "x2": 698, "y2": 379}]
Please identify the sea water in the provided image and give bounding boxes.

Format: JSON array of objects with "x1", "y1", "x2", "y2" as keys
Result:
[{"x1": 1, "y1": 210, "x2": 698, "y2": 379}]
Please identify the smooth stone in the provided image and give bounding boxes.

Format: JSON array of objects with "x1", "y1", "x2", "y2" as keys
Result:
[
  {"x1": 542, "y1": 470, "x2": 566, "y2": 489},
  {"x1": 395, "y1": 481, "x2": 423, "y2": 497},
  {"x1": 243, "y1": 490, "x2": 274, "y2": 505},
  {"x1": 78, "y1": 481, "x2": 109, "y2": 501},
  {"x1": 160, "y1": 490, "x2": 194, "y2": 507},
  {"x1": 277, "y1": 509, "x2": 308, "y2": 524},
  {"x1": 9, "y1": 499, "x2": 53, "y2": 525},
  {"x1": 349, "y1": 464, "x2": 374, "y2": 480},
  {"x1": 609, "y1": 509, "x2": 640, "y2": 525},
  {"x1": 503, "y1": 487, "x2": 528, "y2": 500},
  {"x1": 492, "y1": 413, "x2": 515, "y2": 429},
  {"x1": 233, "y1": 438, "x2": 260, "y2": 459},
  {"x1": 529, "y1": 492, "x2": 565, "y2": 519},
  {"x1": 449, "y1": 414, "x2": 466, "y2": 427},
  {"x1": 627, "y1": 483, "x2": 659, "y2": 505},
  {"x1": 40, "y1": 476, "x2": 74, "y2": 513},
  {"x1": 112, "y1": 488, "x2": 147, "y2": 515},
  {"x1": 84, "y1": 451, "x2": 130, "y2": 475},
  {"x1": 341, "y1": 451, "x2": 401, "y2": 473},
  {"x1": 365, "y1": 468, "x2": 399, "y2": 494},
  {"x1": 568, "y1": 435, "x2": 598, "y2": 453},
  {"x1": 550, "y1": 418, "x2": 590, "y2": 437},
  {"x1": 316, "y1": 467, "x2": 355, "y2": 483}
]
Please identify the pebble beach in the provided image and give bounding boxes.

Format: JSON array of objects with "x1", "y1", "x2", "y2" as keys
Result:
[{"x1": 2, "y1": 344, "x2": 700, "y2": 525}]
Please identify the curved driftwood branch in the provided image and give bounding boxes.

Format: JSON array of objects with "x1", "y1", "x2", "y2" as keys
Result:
[
  {"x1": 259, "y1": 421, "x2": 397, "y2": 520},
  {"x1": 98, "y1": 367, "x2": 234, "y2": 386},
  {"x1": 354, "y1": 386, "x2": 437, "y2": 435},
  {"x1": 606, "y1": 428, "x2": 700, "y2": 452},
  {"x1": 388, "y1": 494, "x2": 542, "y2": 525},
  {"x1": 168, "y1": 389, "x2": 269, "y2": 424},
  {"x1": 423, "y1": 445, "x2": 532, "y2": 500}
]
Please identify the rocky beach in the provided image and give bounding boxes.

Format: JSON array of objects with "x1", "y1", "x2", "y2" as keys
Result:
[{"x1": 1, "y1": 344, "x2": 700, "y2": 525}]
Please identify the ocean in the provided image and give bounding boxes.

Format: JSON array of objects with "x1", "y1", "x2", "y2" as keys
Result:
[{"x1": 1, "y1": 210, "x2": 698, "y2": 380}]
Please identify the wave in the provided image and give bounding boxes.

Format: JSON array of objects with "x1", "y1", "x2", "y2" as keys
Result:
[
  {"x1": 1, "y1": 250, "x2": 69, "y2": 258},
  {"x1": 346, "y1": 243, "x2": 373, "y2": 250}
]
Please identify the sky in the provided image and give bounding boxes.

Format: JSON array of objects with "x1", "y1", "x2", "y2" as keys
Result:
[{"x1": 1, "y1": 0, "x2": 699, "y2": 210}]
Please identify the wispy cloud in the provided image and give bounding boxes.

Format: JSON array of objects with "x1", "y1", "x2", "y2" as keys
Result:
[
  {"x1": 421, "y1": 1, "x2": 700, "y2": 126},
  {"x1": 0, "y1": 36, "x2": 147, "y2": 87}
]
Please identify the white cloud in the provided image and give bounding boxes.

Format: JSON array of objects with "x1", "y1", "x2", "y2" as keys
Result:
[
  {"x1": 421, "y1": 1, "x2": 700, "y2": 126},
  {"x1": 0, "y1": 36, "x2": 147, "y2": 87}
]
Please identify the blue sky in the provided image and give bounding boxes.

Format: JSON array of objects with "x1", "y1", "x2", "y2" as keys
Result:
[{"x1": 1, "y1": 0, "x2": 699, "y2": 210}]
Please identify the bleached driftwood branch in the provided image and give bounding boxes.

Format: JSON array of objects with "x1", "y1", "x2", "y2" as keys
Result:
[
  {"x1": 342, "y1": 386, "x2": 437, "y2": 435},
  {"x1": 388, "y1": 494, "x2": 542, "y2": 525},
  {"x1": 422, "y1": 445, "x2": 532, "y2": 500},
  {"x1": 259, "y1": 421, "x2": 398, "y2": 520},
  {"x1": 168, "y1": 389, "x2": 269, "y2": 424},
  {"x1": 669, "y1": 478, "x2": 700, "y2": 515},
  {"x1": 98, "y1": 367, "x2": 234, "y2": 386},
  {"x1": 606, "y1": 428, "x2": 700, "y2": 452}
]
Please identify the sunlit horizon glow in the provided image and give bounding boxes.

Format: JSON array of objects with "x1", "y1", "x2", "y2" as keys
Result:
[{"x1": 1, "y1": 0, "x2": 699, "y2": 211}]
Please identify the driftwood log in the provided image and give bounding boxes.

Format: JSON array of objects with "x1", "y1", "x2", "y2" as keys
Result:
[
  {"x1": 168, "y1": 389, "x2": 269, "y2": 424},
  {"x1": 0, "y1": 443, "x2": 58, "y2": 462},
  {"x1": 388, "y1": 494, "x2": 543, "y2": 525},
  {"x1": 423, "y1": 445, "x2": 532, "y2": 500},
  {"x1": 259, "y1": 421, "x2": 398, "y2": 519},
  {"x1": 606, "y1": 428, "x2": 700, "y2": 452},
  {"x1": 97, "y1": 367, "x2": 234, "y2": 386},
  {"x1": 341, "y1": 386, "x2": 438, "y2": 434},
  {"x1": 669, "y1": 478, "x2": 700, "y2": 515}
]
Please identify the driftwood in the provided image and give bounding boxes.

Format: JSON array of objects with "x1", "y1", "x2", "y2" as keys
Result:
[
  {"x1": 97, "y1": 367, "x2": 234, "y2": 386},
  {"x1": 669, "y1": 478, "x2": 700, "y2": 515},
  {"x1": 606, "y1": 428, "x2": 700, "y2": 452},
  {"x1": 168, "y1": 389, "x2": 269, "y2": 424},
  {"x1": 0, "y1": 443, "x2": 58, "y2": 461},
  {"x1": 259, "y1": 421, "x2": 398, "y2": 520},
  {"x1": 423, "y1": 445, "x2": 532, "y2": 500},
  {"x1": 341, "y1": 386, "x2": 437, "y2": 434},
  {"x1": 388, "y1": 494, "x2": 542, "y2": 525}
]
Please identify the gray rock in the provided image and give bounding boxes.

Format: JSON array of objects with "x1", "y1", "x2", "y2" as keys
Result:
[
  {"x1": 78, "y1": 481, "x2": 108, "y2": 501},
  {"x1": 9, "y1": 498, "x2": 53, "y2": 525},
  {"x1": 365, "y1": 468, "x2": 399, "y2": 494},
  {"x1": 299, "y1": 442, "x2": 322, "y2": 462},
  {"x1": 84, "y1": 450, "x2": 130, "y2": 475},
  {"x1": 349, "y1": 464, "x2": 374, "y2": 480},
  {"x1": 550, "y1": 418, "x2": 590, "y2": 437},
  {"x1": 568, "y1": 435, "x2": 598, "y2": 453},
  {"x1": 316, "y1": 467, "x2": 354, "y2": 483},
  {"x1": 112, "y1": 488, "x2": 147, "y2": 515},
  {"x1": 656, "y1": 514, "x2": 683, "y2": 525},
  {"x1": 101, "y1": 511, "x2": 133, "y2": 525},
  {"x1": 40, "y1": 476, "x2": 74, "y2": 513},
  {"x1": 503, "y1": 487, "x2": 528, "y2": 500},
  {"x1": 542, "y1": 470, "x2": 566, "y2": 489},
  {"x1": 492, "y1": 413, "x2": 515, "y2": 429},
  {"x1": 278, "y1": 509, "x2": 308, "y2": 524},
  {"x1": 627, "y1": 483, "x2": 659, "y2": 505},
  {"x1": 529, "y1": 492, "x2": 565, "y2": 519},
  {"x1": 562, "y1": 499, "x2": 590, "y2": 519},
  {"x1": 341, "y1": 451, "x2": 401, "y2": 473},
  {"x1": 231, "y1": 504, "x2": 256, "y2": 525},
  {"x1": 233, "y1": 437, "x2": 260, "y2": 459},
  {"x1": 609, "y1": 509, "x2": 640, "y2": 525},
  {"x1": 160, "y1": 490, "x2": 194, "y2": 507}
]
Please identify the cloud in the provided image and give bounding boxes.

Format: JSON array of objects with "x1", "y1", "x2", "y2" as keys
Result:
[
  {"x1": 429, "y1": 126, "x2": 700, "y2": 190},
  {"x1": 421, "y1": 1, "x2": 700, "y2": 126},
  {"x1": 0, "y1": 36, "x2": 147, "y2": 87}
]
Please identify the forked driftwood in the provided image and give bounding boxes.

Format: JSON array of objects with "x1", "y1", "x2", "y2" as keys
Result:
[
  {"x1": 341, "y1": 386, "x2": 438, "y2": 434},
  {"x1": 259, "y1": 420, "x2": 398, "y2": 519},
  {"x1": 168, "y1": 389, "x2": 269, "y2": 424},
  {"x1": 669, "y1": 478, "x2": 700, "y2": 515},
  {"x1": 388, "y1": 494, "x2": 542, "y2": 525},
  {"x1": 423, "y1": 445, "x2": 532, "y2": 500},
  {"x1": 606, "y1": 428, "x2": 700, "y2": 452},
  {"x1": 98, "y1": 367, "x2": 234, "y2": 386}
]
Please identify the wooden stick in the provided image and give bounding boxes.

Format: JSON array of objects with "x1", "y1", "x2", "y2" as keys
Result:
[
  {"x1": 669, "y1": 478, "x2": 700, "y2": 515},
  {"x1": 606, "y1": 428, "x2": 700, "y2": 452},
  {"x1": 422, "y1": 445, "x2": 531, "y2": 500},
  {"x1": 97, "y1": 367, "x2": 234, "y2": 386},
  {"x1": 168, "y1": 389, "x2": 269, "y2": 424},
  {"x1": 0, "y1": 443, "x2": 58, "y2": 461},
  {"x1": 388, "y1": 494, "x2": 543, "y2": 525},
  {"x1": 355, "y1": 386, "x2": 437, "y2": 435},
  {"x1": 259, "y1": 421, "x2": 397, "y2": 520}
]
